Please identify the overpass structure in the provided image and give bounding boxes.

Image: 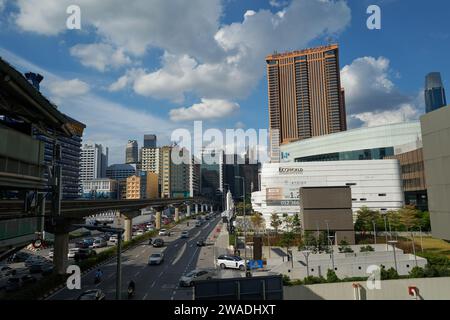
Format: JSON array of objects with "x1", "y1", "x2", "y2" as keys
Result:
[{"x1": 0, "y1": 197, "x2": 218, "y2": 273}]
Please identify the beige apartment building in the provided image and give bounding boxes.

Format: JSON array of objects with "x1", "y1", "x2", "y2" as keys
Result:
[{"x1": 266, "y1": 44, "x2": 346, "y2": 146}]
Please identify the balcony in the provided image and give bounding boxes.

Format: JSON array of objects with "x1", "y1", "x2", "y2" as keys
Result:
[{"x1": 0, "y1": 126, "x2": 47, "y2": 190}]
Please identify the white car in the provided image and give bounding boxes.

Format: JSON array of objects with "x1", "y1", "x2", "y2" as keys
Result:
[
  {"x1": 68, "y1": 248, "x2": 80, "y2": 259},
  {"x1": 179, "y1": 269, "x2": 216, "y2": 287},
  {"x1": 148, "y1": 252, "x2": 164, "y2": 265},
  {"x1": 93, "y1": 238, "x2": 107, "y2": 248},
  {"x1": 180, "y1": 231, "x2": 189, "y2": 238},
  {"x1": 216, "y1": 255, "x2": 246, "y2": 270},
  {"x1": 109, "y1": 235, "x2": 118, "y2": 244},
  {"x1": 135, "y1": 230, "x2": 145, "y2": 236},
  {"x1": 158, "y1": 229, "x2": 170, "y2": 236}
]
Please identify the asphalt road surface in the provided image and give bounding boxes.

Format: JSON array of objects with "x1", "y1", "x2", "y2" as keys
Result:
[{"x1": 48, "y1": 214, "x2": 222, "y2": 300}]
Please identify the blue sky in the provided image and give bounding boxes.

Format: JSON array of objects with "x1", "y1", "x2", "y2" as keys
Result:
[{"x1": 0, "y1": 0, "x2": 449, "y2": 163}]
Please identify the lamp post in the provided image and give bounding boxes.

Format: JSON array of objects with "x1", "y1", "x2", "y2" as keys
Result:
[
  {"x1": 301, "y1": 250, "x2": 312, "y2": 278},
  {"x1": 372, "y1": 220, "x2": 377, "y2": 245},
  {"x1": 411, "y1": 230, "x2": 418, "y2": 268},
  {"x1": 328, "y1": 235, "x2": 335, "y2": 270},
  {"x1": 388, "y1": 240, "x2": 398, "y2": 273},
  {"x1": 381, "y1": 212, "x2": 388, "y2": 251},
  {"x1": 235, "y1": 176, "x2": 249, "y2": 277},
  {"x1": 419, "y1": 226, "x2": 424, "y2": 253}
]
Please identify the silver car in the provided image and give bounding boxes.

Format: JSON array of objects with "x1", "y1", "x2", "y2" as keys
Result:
[
  {"x1": 179, "y1": 269, "x2": 216, "y2": 287},
  {"x1": 148, "y1": 252, "x2": 164, "y2": 265}
]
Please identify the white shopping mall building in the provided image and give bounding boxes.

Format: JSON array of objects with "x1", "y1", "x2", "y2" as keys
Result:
[{"x1": 252, "y1": 160, "x2": 404, "y2": 227}]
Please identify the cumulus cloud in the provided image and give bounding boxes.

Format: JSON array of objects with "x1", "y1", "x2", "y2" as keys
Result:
[
  {"x1": 128, "y1": 0, "x2": 351, "y2": 102},
  {"x1": 341, "y1": 56, "x2": 422, "y2": 127},
  {"x1": 169, "y1": 99, "x2": 239, "y2": 122},
  {"x1": 14, "y1": 0, "x2": 223, "y2": 59},
  {"x1": 70, "y1": 43, "x2": 131, "y2": 72},
  {"x1": 47, "y1": 78, "x2": 89, "y2": 99}
]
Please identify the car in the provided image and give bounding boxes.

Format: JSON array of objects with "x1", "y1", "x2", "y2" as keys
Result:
[
  {"x1": 93, "y1": 238, "x2": 107, "y2": 248},
  {"x1": 5, "y1": 277, "x2": 21, "y2": 292},
  {"x1": 83, "y1": 238, "x2": 95, "y2": 247},
  {"x1": 179, "y1": 269, "x2": 216, "y2": 287},
  {"x1": 152, "y1": 238, "x2": 164, "y2": 248},
  {"x1": 216, "y1": 255, "x2": 246, "y2": 271},
  {"x1": 21, "y1": 275, "x2": 37, "y2": 285},
  {"x1": 158, "y1": 229, "x2": 170, "y2": 236},
  {"x1": 77, "y1": 289, "x2": 106, "y2": 300},
  {"x1": 135, "y1": 230, "x2": 145, "y2": 236},
  {"x1": 29, "y1": 262, "x2": 46, "y2": 274},
  {"x1": 24, "y1": 255, "x2": 46, "y2": 267},
  {"x1": 148, "y1": 253, "x2": 164, "y2": 265},
  {"x1": 180, "y1": 231, "x2": 189, "y2": 238},
  {"x1": 41, "y1": 264, "x2": 54, "y2": 276},
  {"x1": 7, "y1": 251, "x2": 30, "y2": 263},
  {"x1": 109, "y1": 235, "x2": 118, "y2": 244},
  {"x1": 74, "y1": 249, "x2": 97, "y2": 261},
  {"x1": 48, "y1": 249, "x2": 54, "y2": 259},
  {"x1": 196, "y1": 239, "x2": 206, "y2": 247},
  {"x1": 195, "y1": 221, "x2": 202, "y2": 227},
  {"x1": 75, "y1": 241, "x2": 90, "y2": 249},
  {"x1": 0, "y1": 265, "x2": 15, "y2": 276},
  {"x1": 68, "y1": 248, "x2": 80, "y2": 259},
  {"x1": 204, "y1": 215, "x2": 210, "y2": 220}
]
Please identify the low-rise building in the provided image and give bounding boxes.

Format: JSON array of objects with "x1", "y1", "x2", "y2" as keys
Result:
[{"x1": 82, "y1": 179, "x2": 117, "y2": 199}]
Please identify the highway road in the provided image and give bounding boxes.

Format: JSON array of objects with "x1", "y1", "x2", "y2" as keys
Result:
[{"x1": 48, "y1": 214, "x2": 222, "y2": 300}]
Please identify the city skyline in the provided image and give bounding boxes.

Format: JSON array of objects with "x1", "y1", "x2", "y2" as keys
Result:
[{"x1": 0, "y1": 0, "x2": 449, "y2": 163}]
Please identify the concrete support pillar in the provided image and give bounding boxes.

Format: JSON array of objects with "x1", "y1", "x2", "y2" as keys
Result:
[
  {"x1": 123, "y1": 216, "x2": 132, "y2": 242},
  {"x1": 210, "y1": 205, "x2": 213, "y2": 213},
  {"x1": 187, "y1": 205, "x2": 191, "y2": 217},
  {"x1": 174, "y1": 207, "x2": 180, "y2": 222},
  {"x1": 53, "y1": 233, "x2": 69, "y2": 275},
  {"x1": 195, "y1": 204, "x2": 199, "y2": 214},
  {"x1": 155, "y1": 211, "x2": 161, "y2": 230}
]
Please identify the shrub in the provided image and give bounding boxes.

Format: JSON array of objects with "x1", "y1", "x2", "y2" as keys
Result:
[
  {"x1": 381, "y1": 267, "x2": 399, "y2": 280},
  {"x1": 360, "y1": 245, "x2": 375, "y2": 252},
  {"x1": 326, "y1": 269, "x2": 340, "y2": 283},
  {"x1": 303, "y1": 275, "x2": 326, "y2": 285},
  {"x1": 409, "y1": 266, "x2": 425, "y2": 278}
]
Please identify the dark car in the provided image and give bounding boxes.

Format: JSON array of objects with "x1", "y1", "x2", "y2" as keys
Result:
[
  {"x1": 5, "y1": 277, "x2": 21, "y2": 292},
  {"x1": 29, "y1": 262, "x2": 51, "y2": 274},
  {"x1": 74, "y1": 249, "x2": 97, "y2": 261},
  {"x1": 75, "y1": 241, "x2": 90, "y2": 249},
  {"x1": 77, "y1": 289, "x2": 106, "y2": 300},
  {"x1": 41, "y1": 264, "x2": 54, "y2": 276},
  {"x1": 148, "y1": 238, "x2": 153, "y2": 245},
  {"x1": 1, "y1": 265, "x2": 16, "y2": 276},
  {"x1": 7, "y1": 252, "x2": 30, "y2": 263},
  {"x1": 152, "y1": 238, "x2": 164, "y2": 248},
  {"x1": 196, "y1": 239, "x2": 206, "y2": 247},
  {"x1": 21, "y1": 275, "x2": 37, "y2": 285}
]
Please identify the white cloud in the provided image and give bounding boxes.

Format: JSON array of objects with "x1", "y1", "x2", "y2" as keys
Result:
[
  {"x1": 169, "y1": 99, "x2": 239, "y2": 122},
  {"x1": 341, "y1": 56, "x2": 423, "y2": 127},
  {"x1": 70, "y1": 43, "x2": 131, "y2": 72},
  {"x1": 47, "y1": 78, "x2": 89, "y2": 99},
  {"x1": 14, "y1": 0, "x2": 223, "y2": 59},
  {"x1": 108, "y1": 68, "x2": 144, "y2": 92},
  {"x1": 128, "y1": 0, "x2": 351, "y2": 102},
  {"x1": 350, "y1": 104, "x2": 420, "y2": 128}
]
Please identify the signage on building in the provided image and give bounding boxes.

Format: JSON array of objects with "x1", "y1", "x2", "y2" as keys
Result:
[
  {"x1": 266, "y1": 200, "x2": 300, "y2": 206},
  {"x1": 279, "y1": 167, "x2": 303, "y2": 175}
]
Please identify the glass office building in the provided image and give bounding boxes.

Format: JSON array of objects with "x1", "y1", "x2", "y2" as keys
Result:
[{"x1": 425, "y1": 72, "x2": 447, "y2": 113}]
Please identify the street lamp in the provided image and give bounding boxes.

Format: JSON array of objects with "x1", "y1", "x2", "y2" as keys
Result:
[
  {"x1": 388, "y1": 240, "x2": 398, "y2": 273},
  {"x1": 328, "y1": 235, "x2": 335, "y2": 270},
  {"x1": 235, "y1": 176, "x2": 250, "y2": 277},
  {"x1": 301, "y1": 250, "x2": 312, "y2": 278},
  {"x1": 381, "y1": 212, "x2": 389, "y2": 251},
  {"x1": 372, "y1": 220, "x2": 377, "y2": 245},
  {"x1": 74, "y1": 223, "x2": 124, "y2": 300}
]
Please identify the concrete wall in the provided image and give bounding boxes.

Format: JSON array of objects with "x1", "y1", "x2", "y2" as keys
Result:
[
  {"x1": 420, "y1": 106, "x2": 450, "y2": 240},
  {"x1": 284, "y1": 277, "x2": 450, "y2": 300}
]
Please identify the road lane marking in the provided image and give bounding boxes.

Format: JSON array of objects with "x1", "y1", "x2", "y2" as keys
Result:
[
  {"x1": 159, "y1": 271, "x2": 164, "y2": 277},
  {"x1": 151, "y1": 281, "x2": 156, "y2": 288},
  {"x1": 171, "y1": 243, "x2": 187, "y2": 266},
  {"x1": 134, "y1": 270, "x2": 140, "y2": 277},
  {"x1": 174, "y1": 243, "x2": 179, "y2": 248},
  {"x1": 143, "y1": 293, "x2": 148, "y2": 300}
]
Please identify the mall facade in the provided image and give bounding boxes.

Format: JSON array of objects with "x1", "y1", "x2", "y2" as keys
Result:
[
  {"x1": 253, "y1": 122, "x2": 424, "y2": 228},
  {"x1": 252, "y1": 160, "x2": 403, "y2": 227}
]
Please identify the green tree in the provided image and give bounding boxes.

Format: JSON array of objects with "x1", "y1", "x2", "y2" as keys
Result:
[
  {"x1": 326, "y1": 269, "x2": 340, "y2": 283},
  {"x1": 398, "y1": 206, "x2": 420, "y2": 230},
  {"x1": 409, "y1": 266, "x2": 425, "y2": 278},
  {"x1": 270, "y1": 212, "x2": 282, "y2": 235},
  {"x1": 280, "y1": 231, "x2": 295, "y2": 251},
  {"x1": 250, "y1": 212, "x2": 265, "y2": 234},
  {"x1": 354, "y1": 207, "x2": 380, "y2": 234}
]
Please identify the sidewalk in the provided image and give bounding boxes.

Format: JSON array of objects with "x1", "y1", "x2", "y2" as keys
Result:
[{"x1": 195, "y1": 221, "x2": 231, "y2": 270}]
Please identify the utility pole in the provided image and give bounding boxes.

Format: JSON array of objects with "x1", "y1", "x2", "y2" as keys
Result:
[{"x1": 235, "y1": 176, "x2": 249, "y2": 277}]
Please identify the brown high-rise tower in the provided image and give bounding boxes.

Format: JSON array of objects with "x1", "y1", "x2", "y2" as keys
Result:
[{"x1": 266, "y1": 44, "x2": 347, "y2": 146}]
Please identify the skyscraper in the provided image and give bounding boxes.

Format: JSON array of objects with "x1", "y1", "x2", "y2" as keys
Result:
[
  {"x1": 141, "y1": 147, "x2": 160, "y2": 174},
  {"x1": 266, "y1": 44, "x2": 347, "y2": 146},
  {"x1": 425, "y1": 72, "x2": 447, "y2": 113},
  {"x1": 80, "y1": 144, "x2": 108, "y2": 181},
  {"x1": 125, "y1": 140, "x2": 138, "y2": 164},
  {"x1": 143, "y1": 134, "x2": 157, "y2": 148}
]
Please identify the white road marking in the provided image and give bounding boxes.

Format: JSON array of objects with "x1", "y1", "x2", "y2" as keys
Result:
[
  {"x1": 171, "y1": 243, "x2": 187, "y2": 266},
  {"x1": 159, "y1": 271, "x2": 164, "y2": 277},
  {"x1": 143, "y1": 293, "x2": 148, "y2": 300},
  {"x1": 174, "y1": 243, "x2": 179, "y2": 248},
  {"x1": 151, "y1": 281, "x2": 156, "y2": 288},
  {"x1": 134, "y1": 270, "x2": 140, "y2": 277}
]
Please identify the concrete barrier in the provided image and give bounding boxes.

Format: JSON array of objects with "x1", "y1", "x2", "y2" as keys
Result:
[{"x1": 284, "y1": 277, "x2": 450, "y2": 300}]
